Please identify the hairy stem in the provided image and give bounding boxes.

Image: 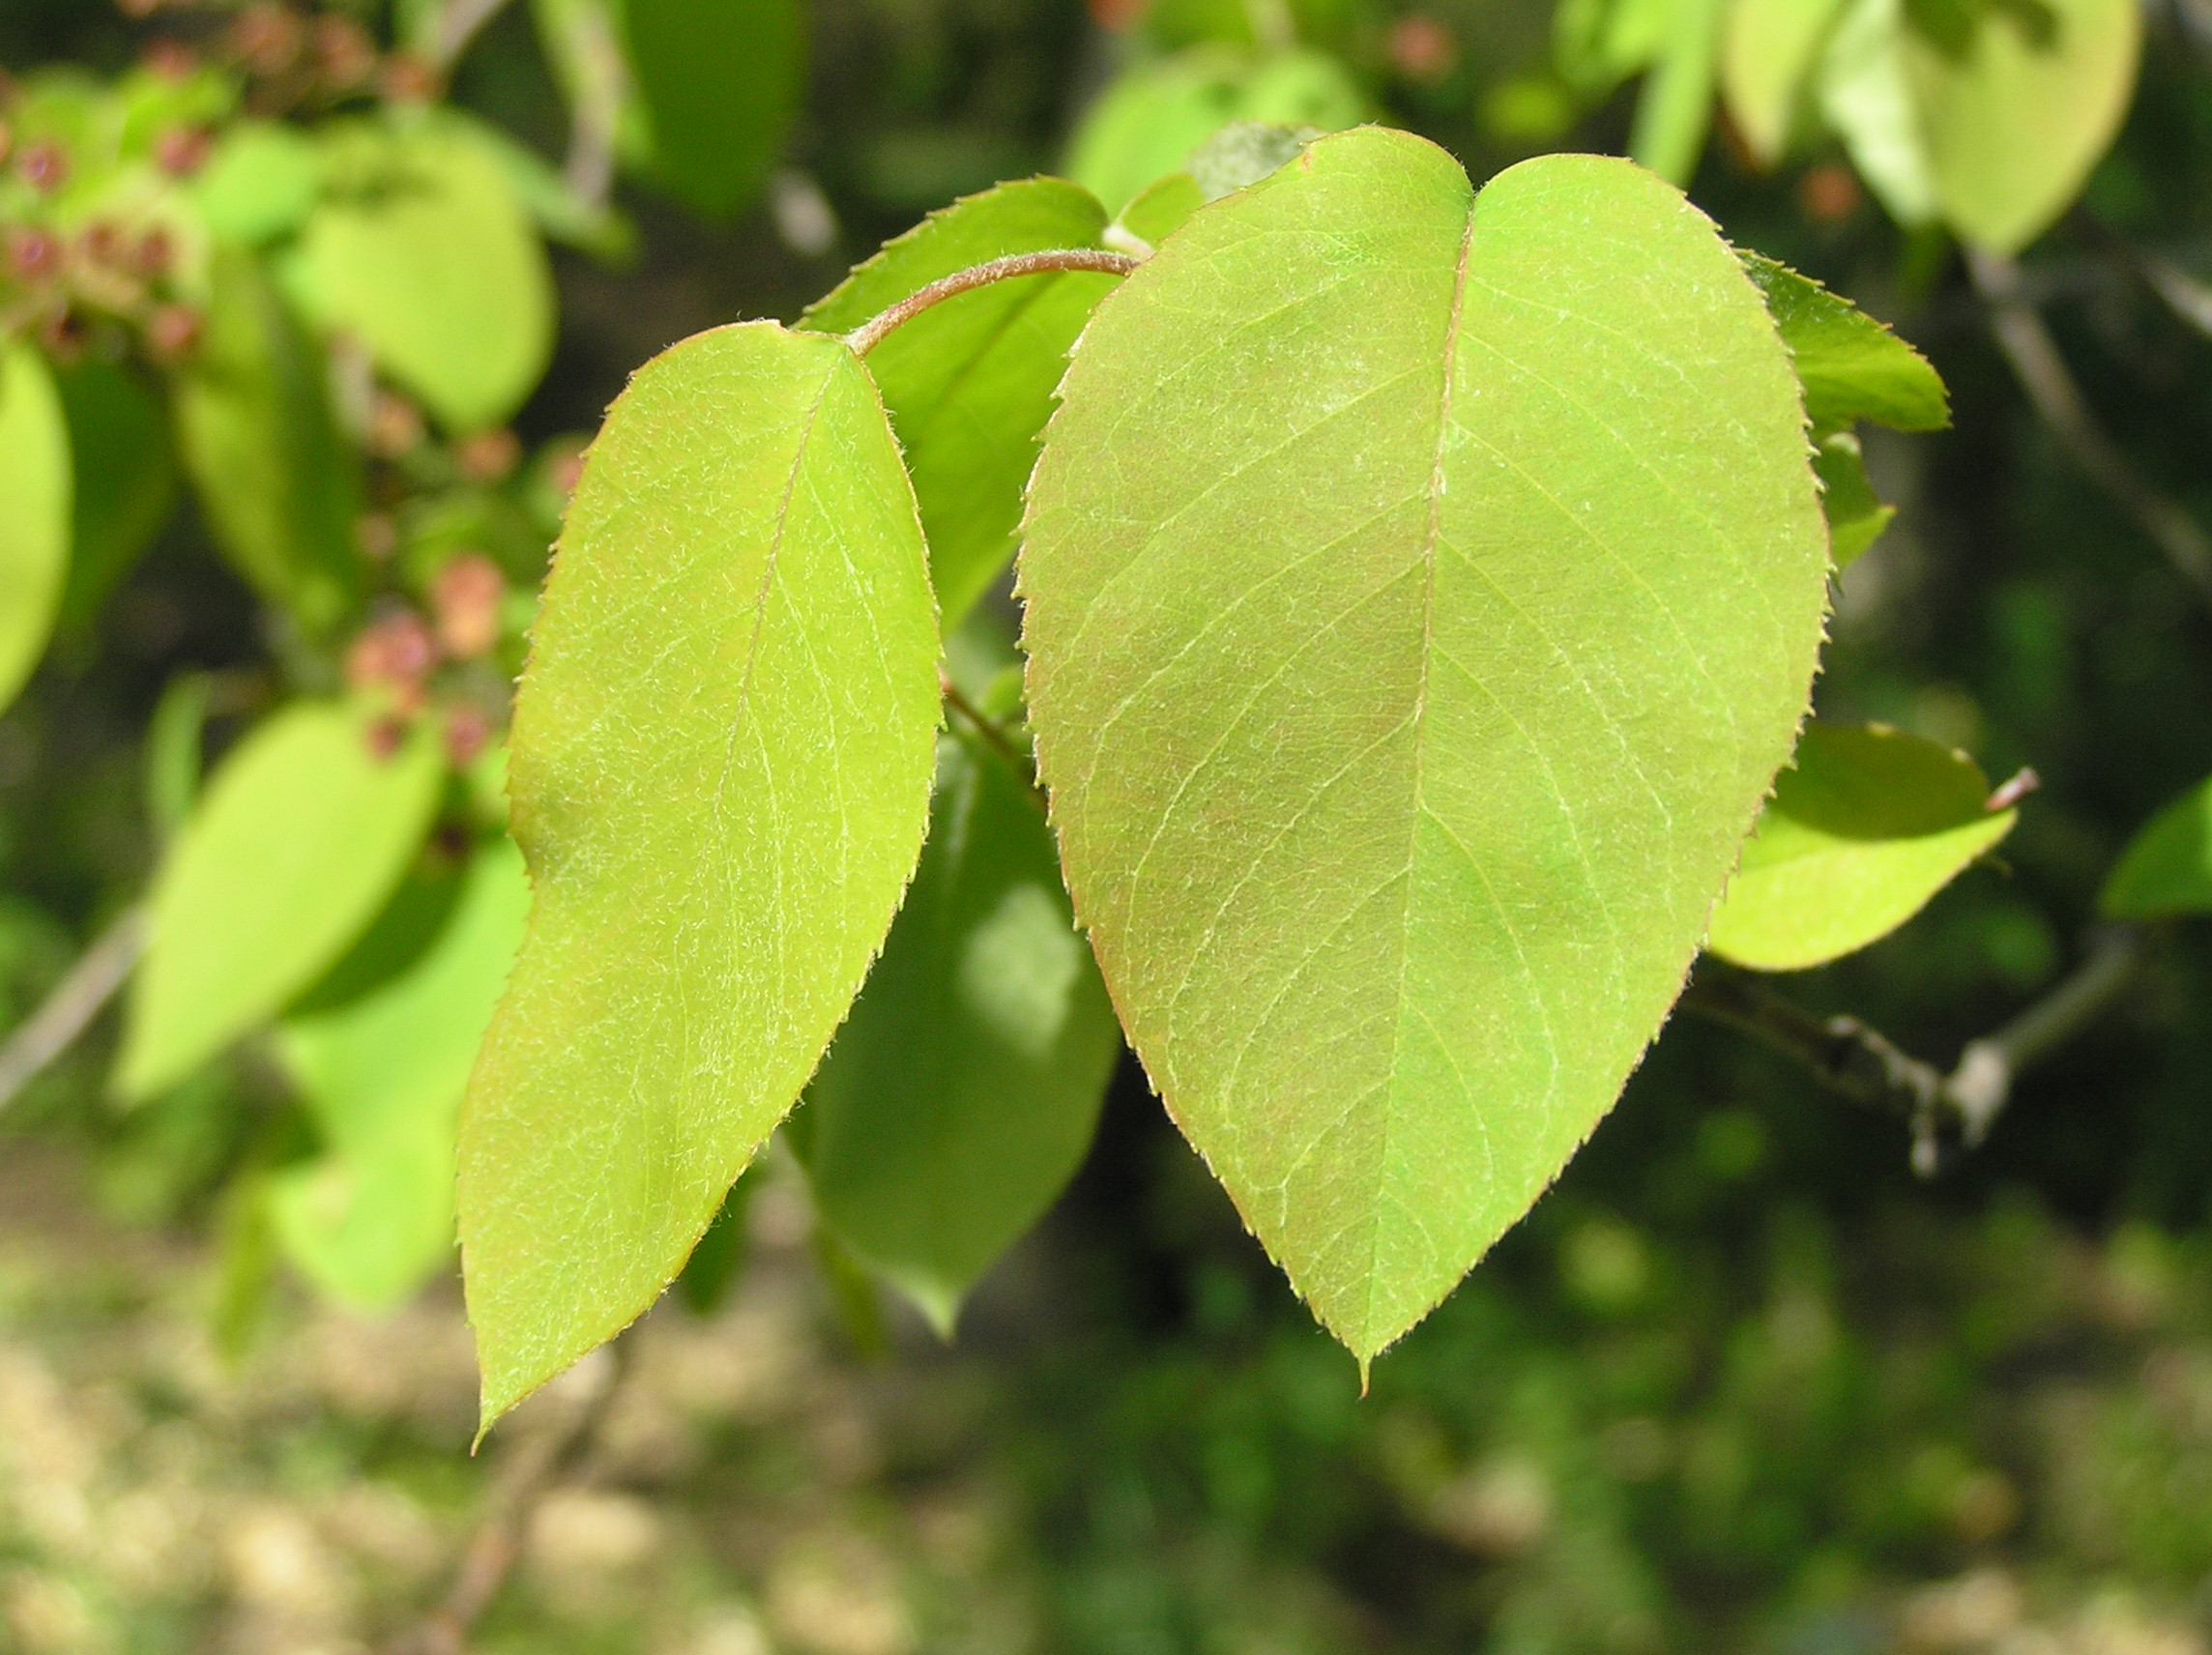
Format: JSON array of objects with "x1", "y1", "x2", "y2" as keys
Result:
[
  {"x1": 0, "y1": 908, "x2": 146, "y2": 1119},
  {"x1": 1679, "y1": 924, "x2": 2148, "y2": 1174},
  {"x1": 844, "y1": 250, "x2": 1143, "y2": 357},
  {"x1": 1966, "y1": 249, "x2": 2212, "y2": 608}
]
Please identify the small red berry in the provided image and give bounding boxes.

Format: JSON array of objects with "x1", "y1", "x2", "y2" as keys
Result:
[
  {"x1": 1387, "y1": 15, "x2": 1459, "y2": 82},
  {"x1": 140, "y1": 38, "x2": 197, "y2": 79},
  {"x1": 444, "y1": 705, "x2": 494, "y2": 769},
  {"x1": 145, "y1": 305, "x2": 203, "y2": 363},
  {"x1": 346, "y1": 610, "x2": 438, "y2": 694},
  {"x1": 153, "y1": 126, "x2": 213, "y2": 178},
  {"x1": 132, "y1": 227, "x2": 175, "y2": 278},
  {"x1": 457, "y1": 427, "x2": 522, "y2": 483},
  {"x1": 6, "y1": 228, "x2": 63, "y2": 282},
  {"x1": 432, "y1": 554, "x2": 507, "y2": 660},
  {"x1": 19, "y1": 140, "x2": 70, "y2": 194}
]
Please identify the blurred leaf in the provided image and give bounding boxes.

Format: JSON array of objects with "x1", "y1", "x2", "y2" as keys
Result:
[
  {"x1": 1114, "y1": 170, "x2": 1205, "y2": 247},
  {"x1": 174, "y1": 245, "x2": 363, "y2": 635},
  {"x1": 1188, "y1": 119, "x2": 1318, "y2": 198},
  {"x1": 0, "y1": 341, "x2": 72, "y2": 715},
  {"x1": 1813, "y1": 430, "x2": 1896, "y2": 566},
  {"x1": 1065, "y1": 47, "x2": 1366, "y2": 213},
  {"x1": 286, "y1": 117, "x2": 556, "y2": 433},
  {"x1": 1739, "y1": 250, "x2": 1950, "y2": 432},
  {"x1": 802, "y1": 178, "x2": 1120, "y2": 629},
  {"x1": 2100, "y1": 776, "x2": 2212, "y2": 919},
  {"x1": 800, "y1": 732, "x2": 1121, "y2": 1335},
  {"x1": 614, "y1": 0, "x2": 802, "y2": 218},
  {"x1": 1706, "y1": 723, "x2": 2016, "y2": 971},
  {"x1": 1020, "y1": 132, "x2": 1828, "y2": 1364},
  {"x1": 459, "y1": 112, "x2": 639, "y2": 262},
  {"x1": 271, "y1": 838, "x2": 530, "y2": 1312},
  {"x1": 458, "y1": 322, "x2": 939, "y2": 1427},
  {"x1": 812, "y1": 1220, "x2": 889, "y2": 1358},
  {"x1": 1723, "y1": 0, "x2": 1848, "y2": 164},
  {"x1": 191, "y1": 121, "x2": 321, "y2": 247},
  {"x1": 117, "y1": 702, "x2": 446, "y2": 1101},
  {"x1": 1818, "y1": 0, "x2": 2139, "y2": 251},
  {"x1": 1629, "y1": 0, "x2": 1723, "y2": 184},
  {"x1": 53, "y1": 356, "x2": 175, "y2": 636},
  {"x1": 212, "y1": 1171, "x2": 279, "y2": 1361},
  {"x1": 143, "y1": 672, "x2": 212, "y2": 843},
  {"x1": 287, "y1": 857, "x2": 469, "y2": 1018}
]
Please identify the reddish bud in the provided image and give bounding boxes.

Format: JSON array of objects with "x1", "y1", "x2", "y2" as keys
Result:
[
  {"x1": 457, "y1": 427, "x2": 522, "y2": 483},
  {"x1": 432, "y1": 554, "x2": 506, "y2": 660},
  {"x1": 367, "y1": 392, "x2": 426, "y2": 459},
  {"x1": 140, "y1": 38, "x2": 197, "y2": 78},
  {"x1": 37, "y1": 308, "x2": 86, "y2": 361},
  {"x1": 377, "y1": 51, "x2": 440, "y2": 104},
  {"x1": 19, "y1": 140, "x2": 69, "y2": 194},
  {"x1": 313, "y1": 15, "x2": 378, "y2": 86},
  {"x1": 363, "y1": 716, "x2": 408, "y2": 762},
  {"x1": 444, "y1": 704, "x2": 493, "y2": 769},
  {"x1": 1387, "y1": 15, "x2": 1459, "y2": 82},
  {"x1": 346, "y1": 610, "x2": 438, "y2": 694},
  {"x1": 356, "y1": 512, "x2": 398, "y2": 562},
  {"x1": 145, "y1": 305, "x2": 203, "y2": 363},
  {"x1": 153, "y1": 126, "x2": 213, "y2": 177},
  {"x1": 132, "y1": 226, "x2": 175, "y2": 278},
  {"x1": 80, "y1": 219, "x2": 123, "y2": 266},
  {"x1": 549, "y1": 446, "x2": 587, "y2": 500},
  {"x1": 1798, "y1": 163, "x2": 1862, "y2": 225},
  {"x1": 232, "y1": 4, "x2": 305, "y2": 76},
  {"x1": 6, "y1": 227, "x2": 63, "y2": 282}
]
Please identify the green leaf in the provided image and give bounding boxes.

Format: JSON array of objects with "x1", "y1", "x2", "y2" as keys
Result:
[
  {"x1": 1812, "y1": 429, "x2": 1895, "y2": 566},
  {"x1": 117, "y1": 702, "x2": 446, "y2": 1102},
  {"x1": 270, "y1": 839, "x2": 531, "y2": 1312},
  {"x1": 798, "y1": 731, "x2": 1121, "y2": 1334},
  {"x1": 457, "y1": 321, "x2": 940, "y2": 1425},
  {"x1": 1818, "y1": 0, "x2": 2140, "y2": 252},
  {"x1": 1019, "y1": 131, "x2": 1829, "y2": 1365},
  {"x1": 287, "y1": 118, "x2": 556, "y2": 433},
  {"x1": 802, "y1": 179, "x2": 1121, "y2": 630},
  {"x1": 2101, "y1": 776, "x2": 2212, "y2": 919},
  {"x1": 144, "y1": 672, "x2": 212, "y2": 842},
  {"x1": 1064, "y1": 47, "x2": 1367, "y2": 214},
  {"x1": 192, "y1": 121, "x2": 322, "y2": 247},
  {"x1": 174, "y1": 245, "x2": 363, "y2": 635},
  {"x1": 614, "y1": 0, "x2": 801, "y2": 218},
  {"x1": 1723, "y1": 0, "x2": 1848, "y2": 164},
  {"x1": 53, "y1": 356, "x2": 176, "y2": 636},
  {"x1": 1188, "y1": 120, "x2": 1320, "y2": 200},
  {"x1": 0, "y1": 341, "x2": 72, "y2": 715},
  {"x1": 1706, "y1": 723, "x2": 2015, "y2": 970},
  {"x1": 1738, "y1": 250, "x2": 1949, "y2": 432},
  {"x1": 1114, "y1": 171, "x2": 1206, "y2": 248}
]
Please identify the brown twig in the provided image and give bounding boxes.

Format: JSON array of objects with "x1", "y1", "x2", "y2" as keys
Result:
[
  {"x1": 551, "y1": 0, "x2": 626, "y2": 210},
  {"x1": 1678, "y1": 924, "x2": 2148, "y2": 1175},
  {"x1": 429, "y1": 0, "x2": 515, "y2": 72},
  {"x1": 940, "y1": 671, "x2": 1044, "y2": 808},
  {"x1": 843, "y1": 250, "x2": 1142, "y2": 357},
  {"x1": 0, "y1": 907, "x2": 146, "y2": 1119},
  {"x1": 1965, "y1": 248, "x2": 2212, "y2": 608},
  {"x1": 390, "y1": 1340, "x2": 630, "y2": 1655}
]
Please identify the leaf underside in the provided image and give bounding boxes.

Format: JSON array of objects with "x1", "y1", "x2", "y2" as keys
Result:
[
  {"x1": 1706, "y1": 723, "x2": 2015, "y2": 972},
  {"x1": 457, "y1": 321, "x2": 940, "y2": 1427},
  {"x1": 1020, "y1": 129, "x2": 1830, "y2": 1365}
]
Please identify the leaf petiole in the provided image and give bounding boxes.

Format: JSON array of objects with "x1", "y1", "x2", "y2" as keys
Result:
[{"x1": 842, "y1": 248, "x2": 1143, "y2": 357}]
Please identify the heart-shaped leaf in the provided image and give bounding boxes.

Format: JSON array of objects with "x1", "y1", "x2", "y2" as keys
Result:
[
  {"x1": 458, "y1": 322, "x2": 940, "y2": 1425},
  {"x1": 1705, "y1": 723, "x2": 2016, "y2": 971},
  {"x1": 1019, "y1": 129, "x2": 1829, "y2": 1366}
]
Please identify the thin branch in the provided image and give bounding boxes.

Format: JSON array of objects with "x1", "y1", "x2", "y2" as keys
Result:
[
  {"x1": 1966, "y1": 248, "x2": 2212, "y2": 608},
  {"x1": 1679, "y1": 924, "x2": 2149, "y2": 1175},
  {"x1": 554, "y1": 0, "x2": 626, "y2": 210},
  {"x1": 389, "y1": 1340, "x2": 630, "y2": 1655},
  {"x1": 430, "y1": 0, "x2": 515, "y2": 72},
  {"x1": 844, "y1": 250, "x2": 1142, "y2": 357},
  {"x1": 940, "y1": 671, "x2": 1044, "y2": 809},
  {"x1": 0, "y1": 908, "x2": 145, "y2": 1119}
]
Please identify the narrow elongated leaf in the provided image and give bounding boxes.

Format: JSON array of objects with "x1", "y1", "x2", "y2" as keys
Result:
[
  {"x1": 287, "y1": 118, "x2": 555, "y2": 433},
  {"x1": 118, "y1": 702, "x2": 445, "y2": 1101},
  {"x1": 458, "y1": 322, "x2": 940, "y2": 1424},
  {"x1": 54, "y1": 357, "x2": 176, "y2": 635},
  {"x1": 1723, "y1": 0, "x2": 1848, "y2": 164},
  {"x1": 803, "y1": 179, "x2": 1120, "y2": 629},
  {"x1": 174, "y1": 245, "x2": 363, "y2": 635},
  {"x1": 616, "y1": 0, "x2": 801, "y2": 217},
  {"x1": 271, "y1": 839, "x2": 530, "y2": 1311},
  {"x1": 1813, "y1": 430, "x2": 1894, "y2": 566},
  {"x1": 1738, "y1": 250, "x2": 1948, "y2": 432},
  {"x1": 1628, "y1": 0, "x2": 1723, "y2": 184},
  {"x1": 1065, "y1": 48, "x2": 1365, "y2": 214},
  {"x1": 0, "y1": 342, "x2": 72, "y2": 714},
  {"x1": 1020, "y1": 131, "x2": 1829, "y2": 1364},
  {"x1": 1706, "y1": 724, "x2": 2015, "y2": 970},
  {"x1": 799, "y1": 731, "x2": 1121, "y2": 1333},
  {"x1": 2101, "y1": 776, "x2": 2212, "y2": 919}
]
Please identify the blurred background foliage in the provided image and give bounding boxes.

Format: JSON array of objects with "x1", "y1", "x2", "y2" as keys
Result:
[{"x1": 4, "y1": 0, "x2": 2212, "y2": 1649}]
